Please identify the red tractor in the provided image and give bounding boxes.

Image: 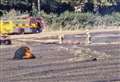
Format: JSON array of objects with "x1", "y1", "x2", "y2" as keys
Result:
[
  {"x1": 29, "y1": 17, "x2": 45, "y2": 33},
  {"x1": 14, "y1": 16, "x2": 46, "y2": 34}
]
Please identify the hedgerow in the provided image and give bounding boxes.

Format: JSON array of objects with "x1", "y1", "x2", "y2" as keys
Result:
[{"x1": 38, "y1": 11, "x2": 120, "y2": 30}]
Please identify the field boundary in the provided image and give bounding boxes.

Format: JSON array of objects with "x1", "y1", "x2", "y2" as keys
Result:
[{"x1": 9, "y1": 28, "x2": 120, "y2": 39}]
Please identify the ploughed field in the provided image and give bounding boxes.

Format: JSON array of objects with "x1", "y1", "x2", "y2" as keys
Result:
[{"x1": 0, "y1": 31, "x2": 120, "y2": 82}]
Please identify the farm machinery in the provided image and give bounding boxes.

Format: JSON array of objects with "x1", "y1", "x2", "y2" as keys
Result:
[
  {"x1": 0, "y1": 34, "x2": 11, "y2": 45},
  {"x1": 0, "y1": 20, "x2": 13, "y2": 45},
  {"x1": 0, "y1": 16, "x2": 45, "y2": 34},
  {"x1": 0, "y1": 15, "x2": 45, "y2": 45}
]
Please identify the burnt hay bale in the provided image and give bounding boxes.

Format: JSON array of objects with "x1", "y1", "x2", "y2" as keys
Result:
[{"x1": 13, "y1": 46, "x2": 35, "y2": 60}]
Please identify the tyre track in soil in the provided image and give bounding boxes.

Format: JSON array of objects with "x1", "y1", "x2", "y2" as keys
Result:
[{"x1": 0, "y1": 31, "x2": 120, "y2": 82}]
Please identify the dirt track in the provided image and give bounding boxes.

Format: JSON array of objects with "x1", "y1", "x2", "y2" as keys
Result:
[{"x1": 0, "y1": 30, "x2": 120, "y2": 82}]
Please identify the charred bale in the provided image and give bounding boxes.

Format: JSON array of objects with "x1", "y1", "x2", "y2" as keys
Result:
[{"x1": 13, "y1": 46, "x2": 36, "y2": 60}]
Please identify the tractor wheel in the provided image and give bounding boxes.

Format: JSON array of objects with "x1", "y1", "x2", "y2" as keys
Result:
[
  {"x1": 31, "y1": 28, "x2": 37, "y2": 33},
  {"x1": 19, "y1": 28, "x2": 25, "y2": 34},
  {"x1": 4, "y1": 40, "x2": 12, "y2": 45}
]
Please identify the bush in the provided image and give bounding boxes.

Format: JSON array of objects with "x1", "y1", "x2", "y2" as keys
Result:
[
  {"x1": 0, "y1": 10, "x2": 3, "y2": 17},
  {"x1": 39, "y1": 11, "x2": 95, "y2": 30},
  {"x1": 2, "y1": 10, "x2": 120, "y2": 30}
]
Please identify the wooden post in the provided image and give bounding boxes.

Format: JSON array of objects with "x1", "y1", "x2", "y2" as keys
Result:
[
  {"x1": 86, "y1": 29, "x2": 91, "y2": 45},
  {"x1": 58, "y1": 26, "x2": 64, "y2": 44}
]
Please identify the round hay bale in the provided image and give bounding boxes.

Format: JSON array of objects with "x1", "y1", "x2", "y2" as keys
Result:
[{"x1": 13, "y1": 46, "x2": 36, "y2": 60}]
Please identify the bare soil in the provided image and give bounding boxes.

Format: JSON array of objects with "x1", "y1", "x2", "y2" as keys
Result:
[{"x1": 0, "y1": 30, "x2": 120, "y2": 82}]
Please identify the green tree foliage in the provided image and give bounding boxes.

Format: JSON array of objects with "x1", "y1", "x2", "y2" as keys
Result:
[
  {"x1": 58, "y1": 0, "x2": 119, "y2": 5},
  {"x1": 39, "y1": 11, "x2": 120, "y2": 30},
  {"x1": 0, "y1": 0, "x2": 119, "y2": 5}
]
